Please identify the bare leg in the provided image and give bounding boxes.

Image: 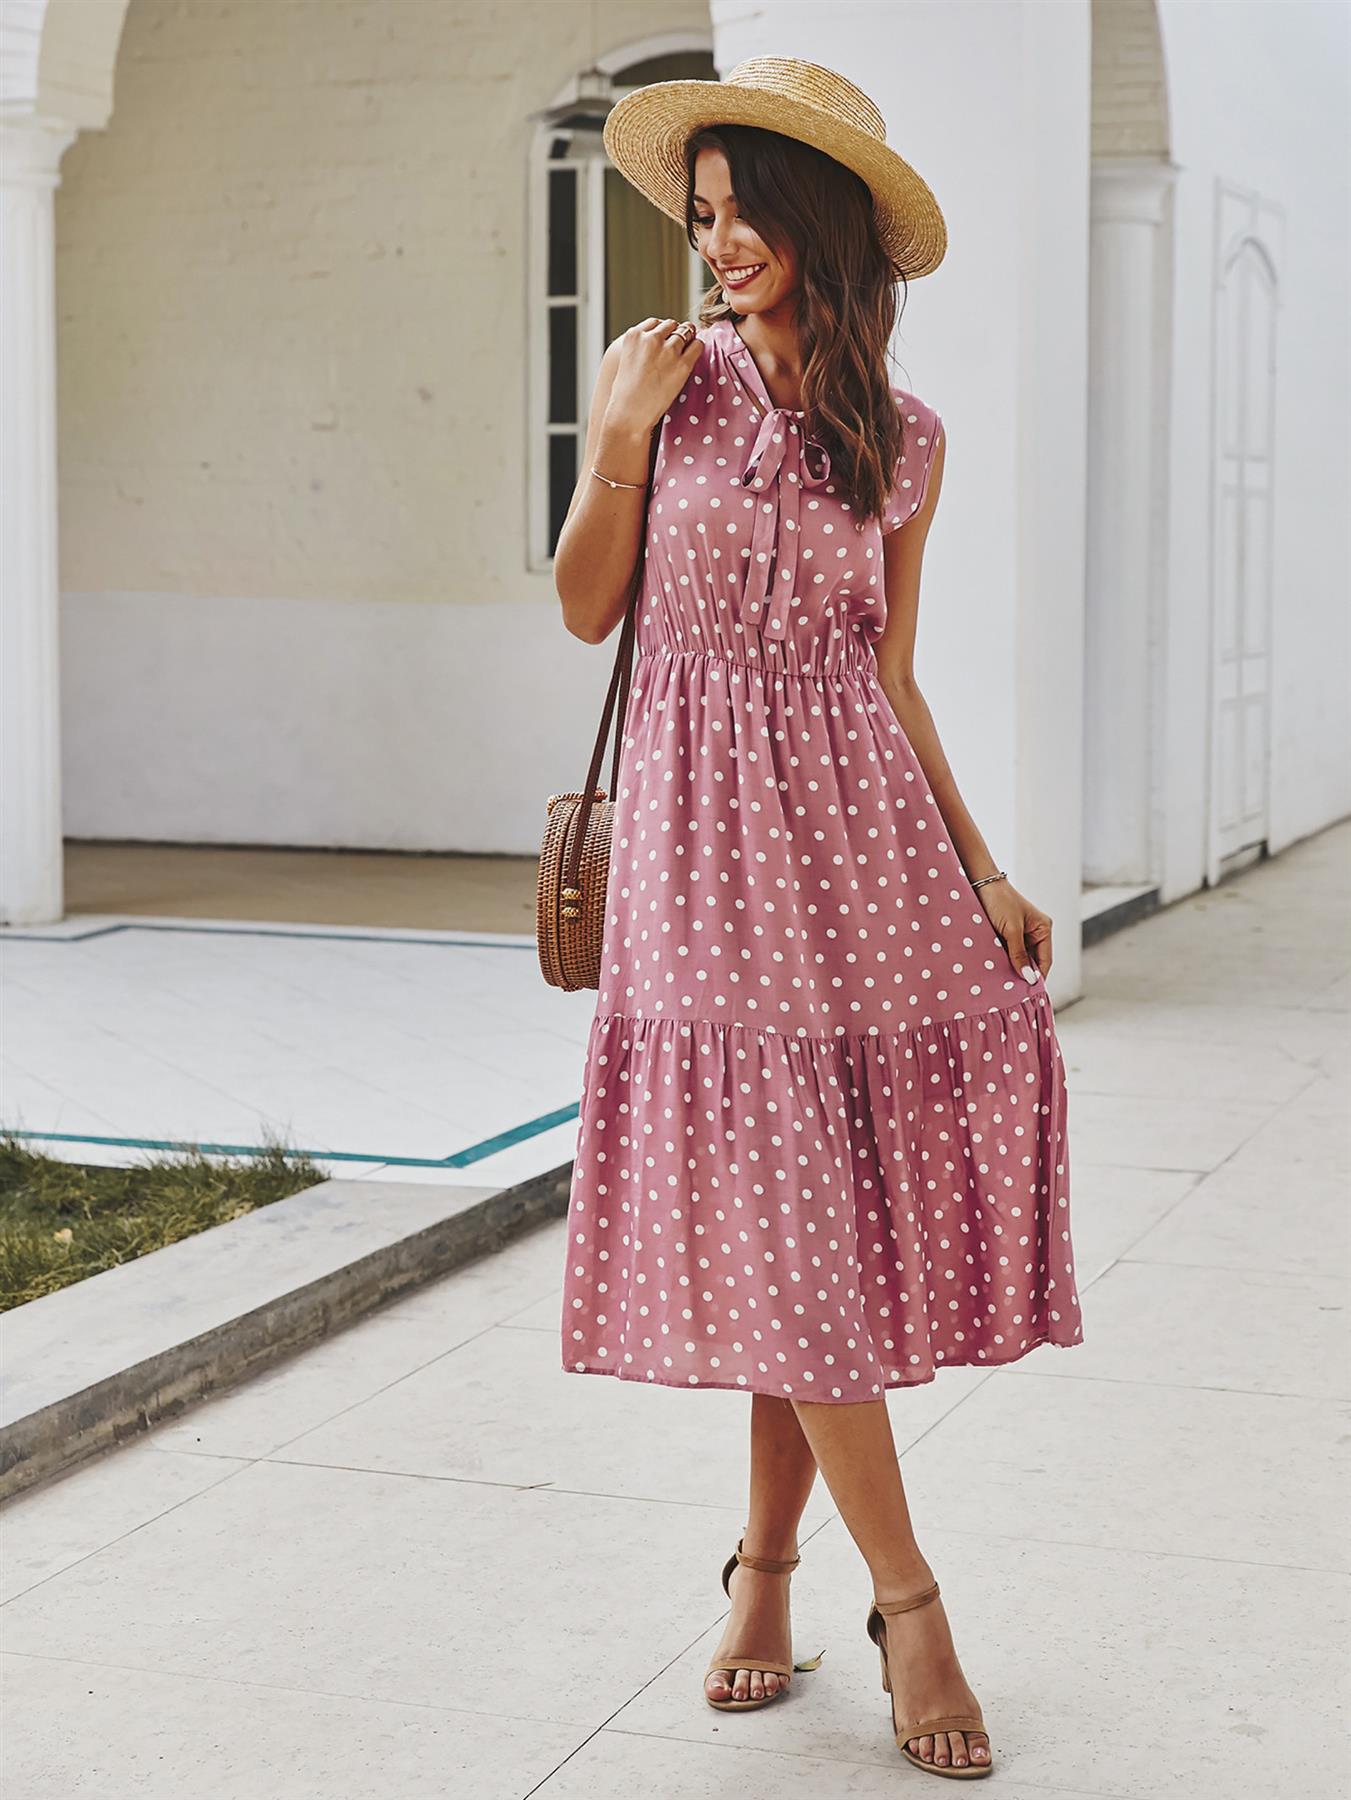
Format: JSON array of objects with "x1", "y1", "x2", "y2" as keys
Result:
[
  {"x1": 790, "y1": 1397, "x2": 990, "y2": 1771},
  {"x1": 704, "y1": 1394, "x2": 819, "y2": 1704}
]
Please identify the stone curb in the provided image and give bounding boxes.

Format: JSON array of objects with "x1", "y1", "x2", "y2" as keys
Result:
[{"x1": 0, "y1": 1161, "x2": 572, "y2": 1502}]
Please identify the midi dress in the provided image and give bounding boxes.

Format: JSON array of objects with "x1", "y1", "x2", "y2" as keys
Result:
[{"x1": 561, "y1": 316, "x2": 1084, "y2": 1402}]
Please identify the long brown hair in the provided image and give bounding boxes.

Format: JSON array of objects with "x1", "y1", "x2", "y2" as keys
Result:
[{"x1": 683, "y1": 123, "x2": 909, "y2": 530}]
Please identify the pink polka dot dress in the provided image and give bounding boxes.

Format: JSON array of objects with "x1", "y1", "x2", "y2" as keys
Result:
[{"x1": 561, "y1": 316, "x2": 1084, "y2": 1402}]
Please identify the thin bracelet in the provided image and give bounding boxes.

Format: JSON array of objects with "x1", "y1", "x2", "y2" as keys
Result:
[
  {"x1": 970, "y1": 868, "x2": 1008, "y2": 890},
  {"x1": 590, "y1": 466, "x2": 646, "y2": 490}
]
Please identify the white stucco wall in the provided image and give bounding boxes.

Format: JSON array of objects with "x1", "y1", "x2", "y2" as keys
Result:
[
  {"x1": 55, "y1": 0, "x2": 712, "y2": 849},
  {"x1": 1155, "y1": 0, "x2": 1351, "y2": 895}
]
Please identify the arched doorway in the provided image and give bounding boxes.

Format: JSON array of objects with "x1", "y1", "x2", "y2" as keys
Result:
[{"x1": 1206, "y1": 226, "x2": 1279, "y2": 879}]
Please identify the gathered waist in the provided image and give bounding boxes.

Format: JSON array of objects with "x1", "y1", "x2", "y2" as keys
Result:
[{"x1": 635, "y1": 638, "x2": 877, "y2": 684}]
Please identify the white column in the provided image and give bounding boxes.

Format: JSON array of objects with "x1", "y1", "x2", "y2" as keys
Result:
[
  {"x1": 1083, "y1": 158, "x2": 1176, "y2": 886},
  {"x1": 1, "y1": 117, "x2": 77, "y2": 926}
]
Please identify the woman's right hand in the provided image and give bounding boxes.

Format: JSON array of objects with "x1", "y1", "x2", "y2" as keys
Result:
[{"x1": 604, "y1": 317, "x2": 704, "y2": 436}]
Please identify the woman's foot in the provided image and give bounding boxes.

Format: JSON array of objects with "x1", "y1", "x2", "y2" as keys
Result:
[
  {"x1": 873, "y1": 1567, "x2": 990, "y2": 1772},
  {"x1": 704, "y1": 1551, "x2": 796, "y2": 1705}
]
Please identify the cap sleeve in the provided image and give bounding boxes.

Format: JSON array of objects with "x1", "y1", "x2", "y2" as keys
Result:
[{"x1": 882, "y1": 389, "x2": 943, "y2": 533}]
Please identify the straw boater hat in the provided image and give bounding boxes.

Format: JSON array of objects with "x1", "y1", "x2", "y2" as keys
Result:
[{"x1": 602, "y1": 56, "x2": 946, "y2": 280}]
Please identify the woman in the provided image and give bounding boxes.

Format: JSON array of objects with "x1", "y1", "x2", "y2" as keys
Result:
[{"x1": 552, "y1": 58, "x2": 1084, "y2": 1781}]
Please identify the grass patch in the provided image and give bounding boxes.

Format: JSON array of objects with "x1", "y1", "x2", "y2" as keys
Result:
[{"x1": 0, "y1": 1134, "x2": 327, "y2": 1312}]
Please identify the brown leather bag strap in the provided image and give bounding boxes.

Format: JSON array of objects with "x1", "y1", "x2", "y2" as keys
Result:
[{"x1": 563, "y1": 423, "x2": 662, "y2": 897}]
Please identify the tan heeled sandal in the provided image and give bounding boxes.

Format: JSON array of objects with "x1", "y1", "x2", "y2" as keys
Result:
[
  {"x1": 866, "y1": 1581, "x2": 993, "y2": 1779},
  {"x1": 704, "y1": 1538, "x2": 824, "y2": 1712}
]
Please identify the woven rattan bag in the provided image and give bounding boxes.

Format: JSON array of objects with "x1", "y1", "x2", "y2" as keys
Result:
[{"x1": 537, "y1": 426, "x2": 661, "y2": 990}]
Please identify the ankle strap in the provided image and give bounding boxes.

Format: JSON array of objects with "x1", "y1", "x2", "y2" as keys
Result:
[
  {"x1": 872, "y1": 1580, "x2": 940, "y2": 1616},
  {"x1": 734, "y1": 1538, "x2": 800, "y2": 1576}
]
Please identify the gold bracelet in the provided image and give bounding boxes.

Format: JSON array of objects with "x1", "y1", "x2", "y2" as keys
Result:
[
  {"x1": 590, "y1": 465, "x2": 646, "y2": 490},
  {"x1": 970, "y1": 868, "x2": 1008, "y2": 890}
]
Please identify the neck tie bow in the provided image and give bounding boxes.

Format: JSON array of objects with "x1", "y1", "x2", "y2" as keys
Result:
[{"x1": 736, "y1": 408, "x2": 834, "y2": 641}]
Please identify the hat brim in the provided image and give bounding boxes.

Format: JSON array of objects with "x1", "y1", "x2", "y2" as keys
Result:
[{"x1": 602, "y1": 78, "x2": 946, "y2": 280}]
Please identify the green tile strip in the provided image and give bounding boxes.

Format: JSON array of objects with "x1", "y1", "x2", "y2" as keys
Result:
[
  {"x1": 1, "y1": 921, "x2": 537, "y2": 948},
  {"x1": 3, "y1": 1102, "x2": 580, "y2": 1170}
]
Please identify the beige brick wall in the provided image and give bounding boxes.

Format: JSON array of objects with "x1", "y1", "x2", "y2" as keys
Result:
[
  {"x1": 1091, "y1": 0, "x2": 1170, "y2": 159},
  {"x1": 54, "y1": 0, "x2": 709, "y2": 604}
]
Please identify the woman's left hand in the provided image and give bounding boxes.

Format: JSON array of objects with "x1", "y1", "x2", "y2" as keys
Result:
[{"x1": 975, "y1": 878, "x2": 1053, "y2": 984}]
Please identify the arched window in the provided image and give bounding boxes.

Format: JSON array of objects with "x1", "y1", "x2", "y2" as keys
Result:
[{"x1": 528, "y1": 47, "x2": 716, "y2": 566}]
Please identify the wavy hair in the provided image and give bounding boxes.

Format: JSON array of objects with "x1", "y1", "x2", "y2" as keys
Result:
[{"x1": 682, "y1": 123, "x2": 910, "y2": 530}]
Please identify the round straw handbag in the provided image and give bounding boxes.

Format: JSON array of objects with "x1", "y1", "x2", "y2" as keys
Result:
[{"x1": 537, "y1": 424, "x2": 661, "y2": 991}]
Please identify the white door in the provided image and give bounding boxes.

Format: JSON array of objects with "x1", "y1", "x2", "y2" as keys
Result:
[{"x1": 1208, "y1": 232, "x2": 1278, "y2": 874}]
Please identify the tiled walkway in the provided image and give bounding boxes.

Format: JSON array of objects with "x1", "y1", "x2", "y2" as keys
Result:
[
  {"x1": 1, "y1": 916, "x2": 593, "y2": 1187},
  {"x1": 2, "y1": 825, "x2": 1347, "y2": 1798}
]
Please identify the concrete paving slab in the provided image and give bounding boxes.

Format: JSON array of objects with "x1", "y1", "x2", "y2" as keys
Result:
[
  {"x1": 1063, "y1": 1088, "x2": 1281, "y2": 1174},
  {"x1": 0, "y1": 1653, "x2": 583, "y2": 1800},
  {"x1": 1026, "y1": 1259, "x2": 1348, "y2": 1400},
  {"x1": 0, "y1": 1439, "x2": 249, "y2": 1604},
  {"x1": 609, "y1": 1514, "x2": 1349, "y2": 1798},
  {"x1": 145, "y1": 1219, "x2": 569, "y2": 1462},
  {"x1": 1126, "y1": 1156, "x2": 1349, "y2": 1279},
  {"x1": 893, "y1": 1370, "x2": 1350, "y2": 1571},
  {"x1": 1048, "y1": 1162, "x2": 1198, "y2": 1285},
  {"x1": 0, "y1": 1456, "x2": 750, "y2": 1731},
  {"x1": 1058, "y1": 1025, "x2": 1319, "y2": 1104},
  {"x1": 272, "y1": 1319, "x2": 841, "y2": 1513},
  {"x1": 314, "y1": 1312, "x2": 990, "y2": 1472},
  {"x1": 535, "y1": 1729, "x2": 1116, "y2": 1798},
  {"x1": 0, "y1": 1165, "x2": 568, "y2": 1497}
]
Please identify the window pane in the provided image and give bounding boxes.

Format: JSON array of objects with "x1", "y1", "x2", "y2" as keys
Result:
[
  {"x1": 549, "y1": 432, "x2": 578, "y2": 556},
  {"x1": 548, "y1": 167, "x2": 577, "y2": 296},
  {"x1": 549, "y1": 306, "x2": 577, "y2": 425},
  {"x1": 605, "y1": 167, "x2": 689, "y2": 343}
]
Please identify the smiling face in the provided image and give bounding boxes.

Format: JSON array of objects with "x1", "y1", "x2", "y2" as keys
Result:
[{"x1": 690, "y1": 145, "x2": 799, "y2": 315}]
